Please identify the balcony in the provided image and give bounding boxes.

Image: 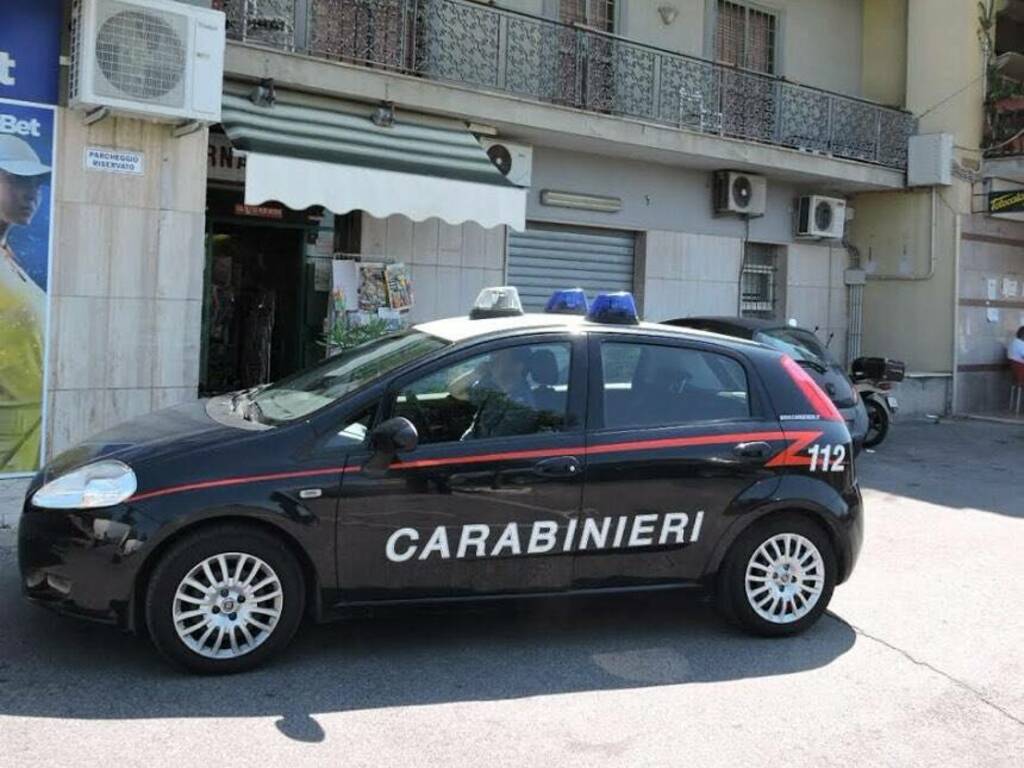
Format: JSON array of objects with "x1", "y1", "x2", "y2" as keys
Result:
[{"x1": 215, "y1": 0, "x2": 916, "y2": 170}]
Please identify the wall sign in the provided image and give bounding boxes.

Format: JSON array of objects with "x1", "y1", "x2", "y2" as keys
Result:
[
  {"x1": 0, "y1": 1, "x2": 62, "y2": 106},
  {"x1": 208, "y1": 133, "x2": 246, "y2": 183},
  {"x1": 988, "y1": 189, "x2": 1024, "y2": 214},
  {"x1": 85, "y1": 147, "x2": 146, "y2": 175}
]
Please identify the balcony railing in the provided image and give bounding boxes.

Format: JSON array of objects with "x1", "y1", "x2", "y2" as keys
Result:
[{"x1": 216, "y1": 0, "x2": 916, "y2": 170}]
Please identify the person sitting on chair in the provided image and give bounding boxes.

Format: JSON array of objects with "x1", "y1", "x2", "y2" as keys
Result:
[{"x1": 1009, "y1": 326, "x2": 1024, "y2": 366}]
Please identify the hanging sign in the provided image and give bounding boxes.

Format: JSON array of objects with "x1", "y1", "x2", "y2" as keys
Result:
[{"x1": 988, "y1": 188, "x2": 1024, "y2": 214}]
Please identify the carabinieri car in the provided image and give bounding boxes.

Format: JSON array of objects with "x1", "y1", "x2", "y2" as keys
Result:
[{"x1": 19, "y1": 288, "x2": 863, "y2": 674}]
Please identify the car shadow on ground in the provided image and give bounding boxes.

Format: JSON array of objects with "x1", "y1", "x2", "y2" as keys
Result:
[
  {"x1": 0, "y1": 558, "x2": 856, "y2": 741},
  {"x1": 856, "y1": 419, "x2": 1024, "y2": 519}
]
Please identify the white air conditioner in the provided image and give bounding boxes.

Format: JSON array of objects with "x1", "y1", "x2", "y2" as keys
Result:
[
  {"x1": 796, "y1": 195, "x2": 847, "y2": 239},
  {"x1": 480, "y1": 140, "x2": 534, "y2": 187},
  {"x1": 70, "y1": 0, "x2": 226, "y2": 124},
  {"x1": 713, "y1": 171, "x2": 767, "y2": 216}
]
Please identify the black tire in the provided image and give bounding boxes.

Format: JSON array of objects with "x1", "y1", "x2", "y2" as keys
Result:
[
  {"x1": 145, "y1": 524, "x2": 305, "y2": 674},
  {"x1": 716, "y1": 513, "x2": 837, "y2": 637},
  {"x1": 862, "y1": 398, "x2": 890, "y2": 448}
]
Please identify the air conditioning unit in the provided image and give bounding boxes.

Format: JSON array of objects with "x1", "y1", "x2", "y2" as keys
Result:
[
  {"x1": 713, "y1": 171, "x2": 767, "y2": 216},
  {"x1": 796, "y1": 195, "x2": 847, "y2": 239},
  {"x1": 480, "y1": 140, "x2": 533, "y2": 187},
  {"x1": 70, "y1": 0, "x2": 226, "y2": 124}
]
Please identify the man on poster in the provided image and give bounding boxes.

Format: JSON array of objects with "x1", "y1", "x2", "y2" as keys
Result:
[{"x1": 0, "y1": 134, "x2": 50, "y2": 472}]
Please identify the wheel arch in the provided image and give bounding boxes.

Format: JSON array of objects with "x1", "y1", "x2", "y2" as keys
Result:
[
  {"x1": 703, "y1": 503, "x2": 848, "y2": 585},
  {"x1": 129, "y1": 513, "x2": 323, "y2": 635}
]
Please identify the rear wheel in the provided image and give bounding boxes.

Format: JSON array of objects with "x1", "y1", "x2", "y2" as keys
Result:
[
  {"x1": 145, "y1": 524, "x2": 305, "y2": 674},
  {"x1": 717, "y1": 514, "x2": 836, "y2": 636},
  {"x1": 863, "y1": 398, "x2": 889, "y2": 448}
]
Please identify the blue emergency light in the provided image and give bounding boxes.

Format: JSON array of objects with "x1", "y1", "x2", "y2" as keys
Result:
[
  {"x1": 544, "y1": 288, "x2": 589, "y2": 315},
  {"x1": 587, "y1": 292, "x2": 639, "y2": 325}
]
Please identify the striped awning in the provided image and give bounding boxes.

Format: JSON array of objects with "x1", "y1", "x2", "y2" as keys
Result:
[{"x1": 220, "y1": 88, "x2": 525, "y2": 230}]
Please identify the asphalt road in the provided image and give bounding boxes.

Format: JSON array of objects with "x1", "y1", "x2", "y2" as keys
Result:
[{"x1": 1, "y1": 419, "x2": 1022, "y2": 767}]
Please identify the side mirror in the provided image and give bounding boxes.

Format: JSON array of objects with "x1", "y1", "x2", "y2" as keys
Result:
[{"x1": 369, "y1": 416, "x2": 418, "y2": 455}]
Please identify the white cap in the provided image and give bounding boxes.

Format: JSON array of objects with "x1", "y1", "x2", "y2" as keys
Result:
[{"x1": 0, "y1": 136, "x2": 51, "y2": 177}]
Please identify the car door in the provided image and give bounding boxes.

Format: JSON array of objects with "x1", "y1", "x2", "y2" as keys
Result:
[
  {"x1": 573, "y1": 334, "x2": 782, "y2": 589},
  {"x1": 334, "y1": 333, "x2": 587, "y2": 603}
]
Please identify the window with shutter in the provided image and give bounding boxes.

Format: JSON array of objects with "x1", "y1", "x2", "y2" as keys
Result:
[{"x1": 715, "y1": 1, "x2": 778, "y2": 74}]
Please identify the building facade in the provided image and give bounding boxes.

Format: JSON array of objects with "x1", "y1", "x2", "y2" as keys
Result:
[{"x1": 9, "y1": 0, "x2": 1023, "y2": 476}]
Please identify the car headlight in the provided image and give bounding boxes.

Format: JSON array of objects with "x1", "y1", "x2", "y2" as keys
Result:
[{"x1": 31, "y1": 460, "x2": 138, "y2": 510}]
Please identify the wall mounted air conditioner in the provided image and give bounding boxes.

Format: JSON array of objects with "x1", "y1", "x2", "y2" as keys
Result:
[
  {"x1": 70, "y1": 0, "x2": 226, "y2": 124},
  {"x1": 480, "y1": 139, "x2": 534, "y2": 187},
  {"x1": 796, "y1": 195, "x2": 847, "y2": 239},
  {"x1": 713, "y1": 171, "x2": 767, "y2": 216}
]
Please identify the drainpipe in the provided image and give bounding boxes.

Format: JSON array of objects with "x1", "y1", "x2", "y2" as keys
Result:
[
  {"x1": 866, "y1": 187, "x2": 937, "y2": 282},
  {"x1": 950, "y1": 211, "x2": 962, "y2": 415}
]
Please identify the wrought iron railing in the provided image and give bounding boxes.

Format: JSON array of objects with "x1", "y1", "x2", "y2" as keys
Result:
[{"x1": 216, "y1": 0, "x2": 916, "y2": 169}]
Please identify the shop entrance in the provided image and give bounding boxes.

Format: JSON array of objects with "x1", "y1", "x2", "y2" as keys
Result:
[{"x1": 200, "y1": 221, "x2": 306, "y2": 396}]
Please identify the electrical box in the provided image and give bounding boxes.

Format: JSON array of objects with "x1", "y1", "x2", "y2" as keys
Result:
[{"x1": 907, "y1": 133, "x2": 953, "y2": 187}]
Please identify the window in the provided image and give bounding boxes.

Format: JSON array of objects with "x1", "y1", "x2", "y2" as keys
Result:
[
  {"x1": 392, "y1": 342, "x2": 574, "y2": 445},
  {"x1": 560, "y1": 0, "x2": 616, "y2": 31},
  {"x1": 754, "y1": 328, "x2": 837, "y2": 367},
  {"x1": 740, "y1": 243, "x2": 779, "y2": 319},
  {"x1": 601, "y1": 342, "x2": 750, "y2": 429},
  {"x1": 715, "y1": 1, "x2": 778, "y2": 74}
]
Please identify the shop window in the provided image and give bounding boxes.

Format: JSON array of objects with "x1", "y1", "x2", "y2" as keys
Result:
[
  {"x1": 740, "y1": 243, "x2": 779, "y2": 319},
  {"x1": 391, "y1": 342, "x2": 573, "y2": 445},
  {"x1": 601, "y1": 342, "x2": 750, "y2": 429},
  {"x1": 715, "y1": 0, "x2": 778, "y2": 74}
]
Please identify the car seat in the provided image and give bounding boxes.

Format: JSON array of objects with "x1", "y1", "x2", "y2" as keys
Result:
[{"x1": 529, "y1": 349, "x2": 564, "y2": 416}]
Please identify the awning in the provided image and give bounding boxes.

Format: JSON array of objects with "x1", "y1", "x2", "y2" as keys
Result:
[{"x1": 220, "y1": 89, "x2": 526, "y2": 230}]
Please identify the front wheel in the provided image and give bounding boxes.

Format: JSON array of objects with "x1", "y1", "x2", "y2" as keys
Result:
[
  {"x1": 145, "y1": 524, "x2": 305, "y2": 674},
  {"x1": 717, "y1": 514, "x2": 837, "y2": 637},
  {"x1": 863, "y1": 397, "x2": 890, "y2": 448}
]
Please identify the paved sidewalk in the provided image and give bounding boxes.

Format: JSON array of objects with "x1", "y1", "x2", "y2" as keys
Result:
[{"x1": 0, "y1": 478, "x2": 29, "y2": 528}]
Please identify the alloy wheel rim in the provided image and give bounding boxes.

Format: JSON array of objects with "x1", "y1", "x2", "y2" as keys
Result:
[
  {"x1": 744, "y1": 533, "x2": 824, "y2": 624},
  {"x1": 172, "y1": 552, "x2": 283, "y2": 659}
]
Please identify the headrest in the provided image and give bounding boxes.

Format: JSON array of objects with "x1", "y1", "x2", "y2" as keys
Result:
[{"x1": 529, "y1": 349, "x2": 559, "y2": 386}]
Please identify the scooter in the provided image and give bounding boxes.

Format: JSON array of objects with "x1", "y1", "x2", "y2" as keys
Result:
[{"x1": 850, "y1": 357, "x2": 906, "y2": 448}]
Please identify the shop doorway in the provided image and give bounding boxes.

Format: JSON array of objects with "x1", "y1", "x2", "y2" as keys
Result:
[{"x1": 201, "y1": 222, "x2": 306, "y2": 396}]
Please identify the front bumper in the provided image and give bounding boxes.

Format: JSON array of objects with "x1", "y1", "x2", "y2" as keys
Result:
[{"x1": 17, "y1": 499, "x2": 152, "y2": 630}]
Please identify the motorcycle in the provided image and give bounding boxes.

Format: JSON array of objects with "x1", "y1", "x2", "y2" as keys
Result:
[{"x1": 850, "y1": 357, "x2": 906, "y2": 448}]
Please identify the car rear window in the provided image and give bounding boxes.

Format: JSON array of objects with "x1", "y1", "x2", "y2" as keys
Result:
[{"x1": 600, "y1": 342, "x2": 750, "y2": 429}]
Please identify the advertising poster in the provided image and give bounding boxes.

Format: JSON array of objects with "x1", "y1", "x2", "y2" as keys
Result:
[{"x1": 0, "y1": 99, "x2": 56, "y2": 474}]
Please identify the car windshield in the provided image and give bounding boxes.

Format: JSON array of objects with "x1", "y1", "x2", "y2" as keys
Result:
[
  {"x1": 249, "y1": 331, "x2": 449, "y2": 424},
  {"x1": 755, "y1": 328, "x2": 834, "y2": 367}
]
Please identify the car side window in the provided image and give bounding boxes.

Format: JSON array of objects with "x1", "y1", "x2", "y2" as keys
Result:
[
  {"x1": 334, "y1": 403, "x2": 378, "y2": 447},
  {"x1": 392, "y1": 342, "x2": 573, "y2": 445},
  {"x1": 601, "y1": 342, "x2": 750, "y2": 429}
]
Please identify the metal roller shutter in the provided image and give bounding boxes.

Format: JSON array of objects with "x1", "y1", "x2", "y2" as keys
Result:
[{"x1": 507, "y1": 224, "x2": 636, "y2": 310}]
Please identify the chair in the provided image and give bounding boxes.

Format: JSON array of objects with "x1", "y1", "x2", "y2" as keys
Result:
[{"x1": 1011, "y1": 362, "x2": 1024, "y2": 415}]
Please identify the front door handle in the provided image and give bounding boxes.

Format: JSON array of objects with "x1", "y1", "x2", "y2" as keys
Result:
[
  {"x1": 733, "y1": 441, "x2": 773, "y2": 460},
  {"x1": 533, "y1": 456, "x2": 582, "y2": 478}
]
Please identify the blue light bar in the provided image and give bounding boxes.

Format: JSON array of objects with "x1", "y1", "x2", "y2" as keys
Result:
[
  {"x1": 587, "y1": 292, "x2": 639, "y2": 325},
  {"x1": 544, "y1": 288, "x2": 589, "y2": 315}
]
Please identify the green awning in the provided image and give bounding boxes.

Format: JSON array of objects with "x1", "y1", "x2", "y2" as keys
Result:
[{"x1": 220, "y1": 88, "x2": 525, "y2": 230}]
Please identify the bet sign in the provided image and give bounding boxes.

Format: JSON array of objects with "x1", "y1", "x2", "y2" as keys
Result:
[{"x1": 0, "y1": 2, "x2": 61, "y2": 106}]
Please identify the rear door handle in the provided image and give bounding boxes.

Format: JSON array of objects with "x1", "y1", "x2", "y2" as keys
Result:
[
  {"x1": 533, "y1": 456, "x2": 582, "y2": 477},
  {"x1": 733, "y1": 441, "x2": 773, "y2": 460}
]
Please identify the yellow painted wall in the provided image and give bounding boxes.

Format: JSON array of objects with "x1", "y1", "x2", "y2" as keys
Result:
[
  {"x1": 861, "y1": 0, "x2": 907, "y2": 107},
  {"x1": 849, "y1": 190, "x2": 958, "y2": 372},
  {"x1": 905, "y1": 0, "x2": 985, "y2": 148}
]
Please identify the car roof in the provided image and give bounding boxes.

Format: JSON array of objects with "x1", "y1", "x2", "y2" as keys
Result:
[
  {"x1": 414, "y1": 313, "x2": 763, "y2": 350},
  {"x1": 666, "y1": 316, "x2": 798, "y2": 334}
]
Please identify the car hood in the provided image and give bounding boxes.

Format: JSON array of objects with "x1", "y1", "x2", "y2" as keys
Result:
[{"x1": 40, "y1": 398, "x2": 259, "y2": 483}]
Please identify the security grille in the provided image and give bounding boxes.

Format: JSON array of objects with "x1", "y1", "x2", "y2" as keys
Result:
[
  {"x1": 94, "y1": 1, "x2": 188, "y2": 104},
  {"x1": 508, "y1": 224, "x2": 635, "y2": 311},
  {"x1": 740, "y1": 243, "x2": 778, "y2": 318},
  {"x1": 715, "y1": 0, "x2": 777, "y2": 74}
]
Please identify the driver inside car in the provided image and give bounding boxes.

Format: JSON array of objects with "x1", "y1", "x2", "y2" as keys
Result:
[{"x1": 450, "y1": 347, "x2": 537, "y2": 439}]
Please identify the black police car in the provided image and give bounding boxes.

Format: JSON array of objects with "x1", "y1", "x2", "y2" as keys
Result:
[{"x1": 19, "y1": 288, "x2": 863, "y2": 673}]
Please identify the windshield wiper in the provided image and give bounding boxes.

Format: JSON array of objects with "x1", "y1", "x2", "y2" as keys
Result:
[{"x1": 795, "y1": 358, "x2": 829, "y2": 375}]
